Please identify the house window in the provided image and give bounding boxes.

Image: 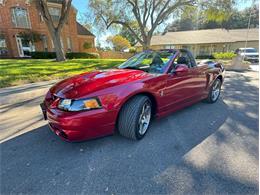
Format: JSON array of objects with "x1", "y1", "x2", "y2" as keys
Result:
[
  {"x1": 67, "y1": 37, "x2": 72, "y2": 52},
  {"x1": 42, "y1": 35, "x2": 48, "y2": 51},
  {"x1": 164, "y1": 45, "x2": 174, "y2": 49},
  {"x1": 0, "y1": 36, "x2": 8, "y2": 55},
  {"x1": 48, "y1": 7, "x2": 60, "y2": 22},
  {"x1": 0, "y1": 37, "x2": 6, "y2": 48},
  {"x1": 11, "y1": 7, "x2": 31, "y2": 28}
]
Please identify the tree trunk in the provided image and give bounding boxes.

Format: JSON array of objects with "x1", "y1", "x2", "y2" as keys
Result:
[
  {"x1": 50, "y1": 31, "x2": 66, "y2": 61},
  {"x1": 36, "y1": 0, "x2": 71, "y2": 62},
  {"x1": 142, "y1": 36, "x2": 151, "y2": 51}
]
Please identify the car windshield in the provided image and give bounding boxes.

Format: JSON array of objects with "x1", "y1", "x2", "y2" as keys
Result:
[
  {"x1": 118, "y1": 50, "x2": 176, "y2": 74},
  {"x1": 242, "y1": 48, "x2": 257, "y2": 53}
]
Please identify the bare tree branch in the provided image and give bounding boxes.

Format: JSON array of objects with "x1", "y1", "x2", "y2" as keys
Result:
[
  {"x1": 107, "y1": 20, "x2": 144, "y2": 45},
  {"x1": 57, "y1": 0, "x2": 72, "y2": 31},
  {"x1": 89, "y1": 0, "x2": 195, "y2": 50}
]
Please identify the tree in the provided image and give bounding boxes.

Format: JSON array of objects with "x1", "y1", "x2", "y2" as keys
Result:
[
  {"x1": 222, "y1": 5, "x2": 259, "y2": 29},
  {"x1": 107, "y1": 35, "x2": 131, "y2": 51},
  {"x1": 119, "y1": 21, "x2": 141, "y2": 46},
  {"x1": 89, "y1": 0, "x2": 195, "y2": 50},
  {"x1": 36, "y1": 0, "x2": 72, "y2": 61},
  {"x1": 165, "y1": 3, "x2": 259, "y2": 32}
]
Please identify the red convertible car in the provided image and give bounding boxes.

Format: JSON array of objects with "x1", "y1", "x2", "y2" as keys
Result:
[{"x1": 41, "y1": 49, "x2": 225, "y2": 141}]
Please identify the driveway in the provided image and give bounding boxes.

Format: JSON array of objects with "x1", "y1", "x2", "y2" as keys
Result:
[
  {"x1": 250, "y1": 63, "x2": 259, "y2": 72},
  {"x1": 1, "y1": 71, "x2": 259, "y2": 194}
]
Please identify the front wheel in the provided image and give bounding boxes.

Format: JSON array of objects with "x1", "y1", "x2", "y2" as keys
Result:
[
  {"x1": 117, "y1": 95, "x2": 152, "y2": 140},
  {"x1": 206, "y1": 78, "x2": 222, "y2": 103}
]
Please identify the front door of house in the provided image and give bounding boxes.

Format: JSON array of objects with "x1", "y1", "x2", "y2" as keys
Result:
[{"x1": 16, "y1": 37, "x2": 24, "y2": 57}]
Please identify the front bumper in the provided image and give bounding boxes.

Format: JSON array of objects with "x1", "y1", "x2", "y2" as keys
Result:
[
  {"x1": 41, "y1": 102, "x2": 117, "y2": 141},
  {"x1": 244, "y1": 56, "x2": 259, "y2": 62}
]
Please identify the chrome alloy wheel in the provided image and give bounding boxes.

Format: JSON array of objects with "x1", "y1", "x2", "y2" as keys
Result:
[
  {"x1": 138, "y1": 101, "x2": 151, "y2": 135},
  {"x1": 211, "y1": 79, "x2": 221, "y2": 101}
]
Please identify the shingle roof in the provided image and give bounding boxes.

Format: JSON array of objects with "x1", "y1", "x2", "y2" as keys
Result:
[
  {"x1": 76, "y1": 22, "x2": 95, "y2": 37},
  {"x1": 136, "y1": 28, "x2": 259, "y2": 46}
]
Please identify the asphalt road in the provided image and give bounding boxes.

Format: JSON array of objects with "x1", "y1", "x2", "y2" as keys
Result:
[{"x1": 1, "y1": 71, "x2": 259, "y2": 194}]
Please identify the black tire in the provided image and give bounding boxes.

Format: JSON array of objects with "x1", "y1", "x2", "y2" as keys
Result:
[
  {"x1": 117, "y1": 95, "x2": 152, "y2": 140},
  {"x1": 206, "y1": 78, "x2": 222, "y2": 103}
]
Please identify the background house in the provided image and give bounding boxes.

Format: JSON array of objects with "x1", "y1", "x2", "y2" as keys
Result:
[
  {"x1": 136, "y1": 28, "x2": 259, "y2": 57},
  {"x1": 0, "y1": 0, "x2": 95, "y2": 58}
]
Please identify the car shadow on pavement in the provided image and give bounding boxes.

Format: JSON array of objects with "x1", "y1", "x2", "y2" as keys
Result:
[{"x1": 1, "y1": 72, "x2": 258, "y2": 194}]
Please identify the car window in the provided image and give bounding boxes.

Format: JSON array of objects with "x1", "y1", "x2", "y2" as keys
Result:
[
  {"x1": 244, "y1": 48, "x2": 257, "y2": 53},
  {"x1": 173, "y1": 51, "x2": 195, "y2": 68},
  {"x1": 119, "y1": 51, "x2": 175, "y2": 74}
]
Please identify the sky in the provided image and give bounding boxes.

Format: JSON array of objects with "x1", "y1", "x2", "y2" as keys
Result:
[
  {"x1": 72, "y1": 0, "x2": 257, "y2": 47},
  {"x1": 72, "y1": 0, "x2": 114, "y2": 47}
]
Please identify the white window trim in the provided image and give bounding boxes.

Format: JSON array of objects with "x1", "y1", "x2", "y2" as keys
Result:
[
  {"x1": 67, "y1": 37, "x2": 72, "y2": 51},
  {"x1": 0, "y1": 36, "x2": 7, "y2": 48},
  {"x1": 0, "y1": 0, "x2": 6, "y2": 6},
  {"x1": 11, "y1": 7, "x2": 31, "y2": 29}
]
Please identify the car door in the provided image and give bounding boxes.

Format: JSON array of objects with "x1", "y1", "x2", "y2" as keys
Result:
[
  {"x1": 185, "y1": 50, "x2": 208, "y2": 100},
  {"x1": 160, "y1": 52, "x2": 194, "y2": 114},
  {"x1": 160, "y1": 50, "x2": 207, "y2": 114}
]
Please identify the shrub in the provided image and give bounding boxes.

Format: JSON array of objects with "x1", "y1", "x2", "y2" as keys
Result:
[
  {"x1": 30, "y1": 52, "x2": 100, "y2": 59},
  {"x1": 129, "y1": 47, "x2": 136, "y2": 53},
  {"x1": 30, "y1": 51, "x2": 56, "y2": 59},
  {"x1": 107, "y1": 35, "x2": 131, "y2": 51},
  {"x1": 196, "y1": 55, "x2": 215, "y2": 59},
  {"x1": 213, "y1": 52, "x2": 237, "y2": 59},
  {"x1": 66, "y1": 52, "x2": 99, "y2": 59}
]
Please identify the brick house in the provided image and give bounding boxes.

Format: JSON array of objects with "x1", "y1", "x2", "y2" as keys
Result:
[{"x1": 0, "y1": 0, "x2": 95, "y2": 58}]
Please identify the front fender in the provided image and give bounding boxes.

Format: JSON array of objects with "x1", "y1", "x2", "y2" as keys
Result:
[
  {"x1": 115, "y1": 82, "x2": 159, "y2": 109},
  {"x1": 98, "y1": 81, "x2": 160, "y2": 111}
]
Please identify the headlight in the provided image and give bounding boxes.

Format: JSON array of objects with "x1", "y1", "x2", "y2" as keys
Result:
[{"x1": 58, "y1": 98, "x2": 102, "y2": 111}]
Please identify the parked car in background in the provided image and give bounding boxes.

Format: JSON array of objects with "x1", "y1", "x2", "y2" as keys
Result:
[
  {"x1": 235, "y1": 48, "x2": 259, "y2": 63},
  {"x1": 41, "y1": 49, "x2": 225, "y2": 142}
]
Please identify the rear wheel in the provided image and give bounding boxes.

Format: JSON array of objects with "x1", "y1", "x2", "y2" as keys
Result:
[
  {"x1": 206, "y1": 78, "x2": 222, "y2": 103},
  {"x1": 118, "y1": 95, "x2": 152, "y2": 140}
]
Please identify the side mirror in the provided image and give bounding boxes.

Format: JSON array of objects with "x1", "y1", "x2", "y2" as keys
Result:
[{"x1": 173, "y1": 64, "x2": 189, "y2": 74}]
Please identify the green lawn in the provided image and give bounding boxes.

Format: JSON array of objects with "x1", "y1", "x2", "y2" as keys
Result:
[{"x1": 0, "y1": 59, "x2": 126, "y2": 88}]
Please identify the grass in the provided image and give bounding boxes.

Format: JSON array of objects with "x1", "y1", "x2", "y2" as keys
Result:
[{"x1": 0, "y1": 59, "x2": 126, "y2": 88}]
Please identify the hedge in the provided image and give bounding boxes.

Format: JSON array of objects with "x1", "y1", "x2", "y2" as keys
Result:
[
  {"x1": 213, "y1": 52, "x2": 237, "y2": 59},
  {"x1": 30, "y1": 51, "x2": 56, "y2": 59},
  {"x1": 30, "y1": 52, "x2": 99, "y2": 59},
  {"x1": 196, "y1": 55, "x2": 215, "y2": 59}
]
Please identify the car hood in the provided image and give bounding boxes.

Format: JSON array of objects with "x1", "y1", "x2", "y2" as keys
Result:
[{"x1": 50, "y1": 69, "x2": 152, "y2": 99}]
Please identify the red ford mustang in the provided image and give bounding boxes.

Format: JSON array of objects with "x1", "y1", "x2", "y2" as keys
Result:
[{"x1": 41, "y1": 49, "x2": 225, "y2": 141}]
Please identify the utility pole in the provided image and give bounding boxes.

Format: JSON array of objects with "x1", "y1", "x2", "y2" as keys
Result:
[{"x1": 243, "y1": 0, "x2": 256, "y2": 61}]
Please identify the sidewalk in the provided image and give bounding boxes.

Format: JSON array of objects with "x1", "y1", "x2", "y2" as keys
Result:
[
  {"x1": 0, "y1": 80, "x2": 59, "y2": 105},
  {"x1": 249, "y1": 64, "x2": 259, "y2": 72},
  {"x1": 0, "y1": 80, "x2": 58, "y2": 142}
]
